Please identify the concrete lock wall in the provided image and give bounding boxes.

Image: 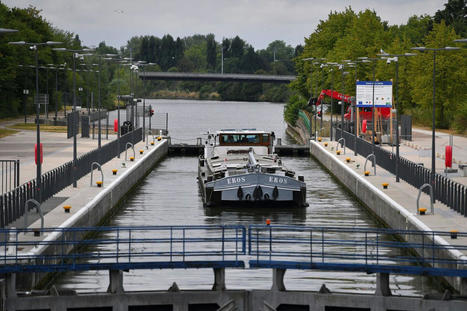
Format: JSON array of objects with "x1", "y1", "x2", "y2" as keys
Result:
[
  {"x1": 7, "y1": 289, "x2": 467, "y2": 311},
  {"x1": 16, "y1": 140, "x2": 168, "y2": 290},
  {"x1": 309, "y1": 140, "x2": 465, "y2": 293}
]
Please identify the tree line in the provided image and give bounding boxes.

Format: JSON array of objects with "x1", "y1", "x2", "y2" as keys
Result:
[
  {"x1": 287, "y1": 0, "x2": 466, "y2": 132},
  {"x1": 0, "y1": 3, "x2": 301, "y2": 121},
  {"x1": 124, "y1": 34, "x2": 300, "y2": 102}
]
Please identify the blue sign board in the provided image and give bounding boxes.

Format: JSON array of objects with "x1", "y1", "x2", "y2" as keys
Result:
[{"x1": 356, "y1": 81, "x2": 393, "y2": 108}]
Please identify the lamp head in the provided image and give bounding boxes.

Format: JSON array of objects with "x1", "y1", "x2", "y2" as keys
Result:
[
  {"x1": 8, "y1": 41, "x2": 26, "y2": 45},
  {"x1": 411, "y1": 46, "x2": 426, "y2": 52}
]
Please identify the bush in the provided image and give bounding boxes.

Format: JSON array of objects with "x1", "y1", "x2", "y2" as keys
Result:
[{"x1": 284, "y1": 93, "x2": 307, "y2": 125}]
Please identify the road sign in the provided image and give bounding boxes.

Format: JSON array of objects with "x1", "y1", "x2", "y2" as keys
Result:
[{"x1": 356, "y1": 81, "x2": 392, "y2": 107}]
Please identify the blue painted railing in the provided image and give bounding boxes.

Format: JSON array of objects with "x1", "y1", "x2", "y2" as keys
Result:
[
  {"x1": 0, "y1": 225, "x2": 246, "y2": 273},
  {"x1": 248, "y1": 225, "x2": 467, "y2": 277},
  {"x1": 2, "y1": 225, "x2": 467, "y2": 278}
]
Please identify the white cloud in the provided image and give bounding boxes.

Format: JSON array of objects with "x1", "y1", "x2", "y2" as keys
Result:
[{"x1": 3, "y1": 0, "x2": 446, "y2": 49}]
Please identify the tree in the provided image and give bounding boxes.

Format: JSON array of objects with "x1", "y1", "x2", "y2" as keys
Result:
[
  {"x1": 230, "y1": 36, "x2": 245, "y2": 58},
  {"x1": 148, "y1": 36, "x2": 161, "y2": 64},
  {"x1": 434, "y1": 0, "x2": 467, "y2": 37},
  {"x1": 407, "y1": 21, "x2": 466, "y2": 130},
  {"x1": 206, "y1": 34, "x2": 217, "y2": 70},
  {"x1": 160, "y1": 34, "x2": 175, "y2": 70},
  {"x1": 222, "y1": 38, "x2": 231, "y2": 58},
  {"x1": 140, "y1": 36, "x2": 149, "y2": 61}
]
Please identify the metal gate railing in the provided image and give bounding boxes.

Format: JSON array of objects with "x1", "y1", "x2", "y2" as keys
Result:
[{"x1": 0, "y1": 160, "x2": 20, "y2": 195}]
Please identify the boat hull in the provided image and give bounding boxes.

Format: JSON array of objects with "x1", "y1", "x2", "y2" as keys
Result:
[{"x1": 199, "y1": 172, "x2": 307, "y2": 208}]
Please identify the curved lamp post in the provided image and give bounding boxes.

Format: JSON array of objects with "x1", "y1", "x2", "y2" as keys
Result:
[
  {"x1": 8, "y1": 41, "x2": 62, "y2": 203},
  {"x1": 377, "y1": 52, "x2": 416, "y2": 182},
  {"x1": 410, "y1": 46, "x2": 460, "y2": 198},
  {"x1": 53, "y1": 48, "x2": 94, "y2": 187}
]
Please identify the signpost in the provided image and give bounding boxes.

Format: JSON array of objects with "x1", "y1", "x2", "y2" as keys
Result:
[
  {"x1": 356, "y1": 81, "x2": 392, "y2": 107},
  {"x1": 355, "y1": 81, "x2": 393, "y2": 139}
]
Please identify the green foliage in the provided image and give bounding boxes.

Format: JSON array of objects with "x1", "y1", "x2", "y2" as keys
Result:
[
  {"x1": 206, "y1": 34, "x2": 217, "y2": 70},
  {"x1": 289, "y1": 4, "x2": 467, "y2": 132},
  {"x1": 434, "y1": 0, "x2": 467, "y2": 37},
  {"x1": 284, "y1": 94, "x2": 307, "y2": 125}
]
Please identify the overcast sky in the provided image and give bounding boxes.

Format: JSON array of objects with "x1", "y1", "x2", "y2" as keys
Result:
[{"x1": 4, "y1": 0, "x2": 447, "y2": 50}]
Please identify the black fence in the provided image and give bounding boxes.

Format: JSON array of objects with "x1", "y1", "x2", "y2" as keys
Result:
[
  {"x1": 335, "y1": 128, "x2": 466, "y2": 216},
  {"x1": 1, "y1": 160, "x2": 20, "y2": 195},
  {"x1": 0, "y1": 128, "x2": 142, "y2": 228}
]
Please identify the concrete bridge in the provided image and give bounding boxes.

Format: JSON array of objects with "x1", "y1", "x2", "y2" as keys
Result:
[{"x1": 139, "y1": 71, "x2": 295, "y2": 83}]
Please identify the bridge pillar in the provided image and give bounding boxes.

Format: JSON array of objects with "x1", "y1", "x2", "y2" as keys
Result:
[
  {"x1": 5, "y1": 273, "x2": 16, "y2": 298},
  {"x1": 107, "y1": 270, "x2": 124, "y2": 294},
  {"x1": 375, "y1": 273, "x2": 391, "y2": 296},
  {"x1": 212, "y1": 268, "x2": 225, "y2": 291},
  {"x1": 272, "y1": 268, "x2": 286, "y2": 291}
]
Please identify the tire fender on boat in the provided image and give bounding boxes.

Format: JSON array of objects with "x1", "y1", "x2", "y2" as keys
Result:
[
  {"x1": 253, "y1": 186, "x2": 263, "y2": 201},
  {"x1": 272, "y1": 186, "x2": 279, "y2": 200},
  {"x1": 237, "y1": 186, "x2": 243, "y2": 200}
]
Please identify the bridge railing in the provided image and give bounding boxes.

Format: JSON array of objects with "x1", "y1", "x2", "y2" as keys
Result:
[
  {"x1": 0, "y1": 225, "x2": 246, "y2": 273},
  {"x1": 248, "y1": 225, "x2": 467, "y2": 277}
]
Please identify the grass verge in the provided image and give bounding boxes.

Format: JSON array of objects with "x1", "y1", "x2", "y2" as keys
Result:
[
  {"x1": 0, "y1": 128, "x2": 19, "y2": 138},
  {"x1": 9, "y1": 123, "x2": 68, "y2": 133}
]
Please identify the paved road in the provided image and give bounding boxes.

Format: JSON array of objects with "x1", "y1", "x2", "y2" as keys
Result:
[{"x1": 0, "y1": 117, "x2": 117, "y2": 185}]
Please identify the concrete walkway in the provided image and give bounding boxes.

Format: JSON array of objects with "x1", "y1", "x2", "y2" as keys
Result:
[
  {"x1": 380, "y1": 128, "x2": 467, "y2": 185},
  {"x1": 316, "y1": 138, "x2": 467, "y2": 253}
]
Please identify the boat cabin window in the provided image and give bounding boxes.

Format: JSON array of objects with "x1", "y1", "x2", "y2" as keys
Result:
[{"x1": 219, "y1": 133, "x2": 270, "y2": 146}]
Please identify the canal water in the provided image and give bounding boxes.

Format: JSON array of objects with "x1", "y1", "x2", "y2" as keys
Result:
[{"x1": 58, "y1": 99, "x2": 439, "y2": 296}]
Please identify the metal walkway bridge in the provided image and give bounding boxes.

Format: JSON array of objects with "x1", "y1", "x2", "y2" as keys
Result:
[
  {"x1": 2, "y1": 225, "x2": 467, "y2": 278},
  {"x1": 139, "y1": 72, "x2": 295, "y2": 83}
]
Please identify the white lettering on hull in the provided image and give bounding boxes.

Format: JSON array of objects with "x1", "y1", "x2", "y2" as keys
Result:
[
  {"x1": 226, "y1": 177, "x2": 247, "y2": 185},
  {"x1": 268, "y1": 176, "x2": 288, "y2": 184}
]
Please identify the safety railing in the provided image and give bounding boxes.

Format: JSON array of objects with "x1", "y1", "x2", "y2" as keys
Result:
[
  {"x1": 1, "y1": 225, "x2": 467, "y2": 278},
  {"x1": 248, "y1": 225, "x2": 467, "y2": 277},
  {"x1": 0, "y1": 225, "x2": 246, "y2": 273},
  {"x1": 0, "y1": 160, "x2": 20, "y2": 195},
  {"x1": 335, "y1": 128, "x2": 466, "y2": 216},
  {"x1": 0, "y1": 128, "x2": 142, "y2": 228}
]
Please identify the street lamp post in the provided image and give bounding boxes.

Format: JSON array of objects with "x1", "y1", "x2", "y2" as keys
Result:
[
  {"x1": 115, "y1": 59, "x2": 129, "y2": 158},
  {"x1": 357, "y1": 57, "x2": 379, "y2": 159},
  {"x1": 136, "y1": 61, "x2": 156, "y2": 143},
  {"x1": 53, "y1": 48, "x2": 94, "y2": 187},
  {"x1": 345, "y1": 59, "x2": 368, "y2": 156},
  {"x1": 411, "y1": 46, "x2": 460, "y2": 197},
  {"x1": 339, "y1": 61, "x2": 352, "y2": 136},
  {"x1": 48, "y1": 64, "x2": 66, "y2": 124},
  {"x1": 325, "y1": 62, "x2": 340, "y2": 141},
  {"x1": 377, "y1": 52, "x2": 416, "y2": 182},
  {"x1": 303, "y1": 58, "x2": 314, "y2": 141},
  {"x1": 8, "y1": 41, "x2": 62, "y2": 202}
]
